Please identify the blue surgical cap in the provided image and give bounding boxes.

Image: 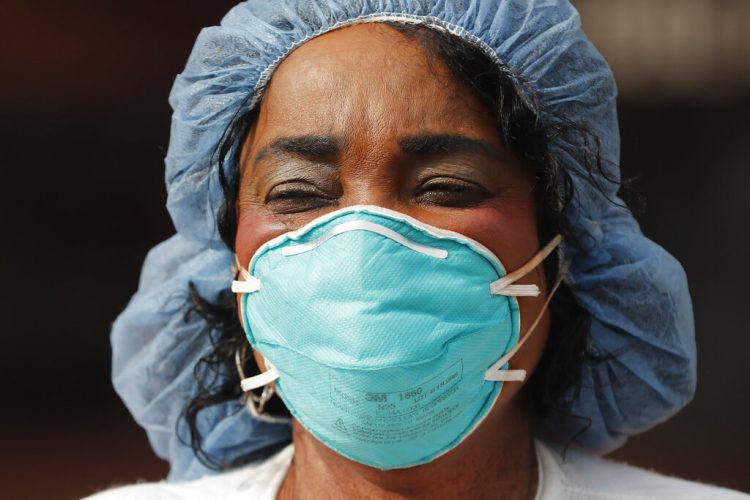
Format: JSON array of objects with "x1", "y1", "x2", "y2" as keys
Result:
[{"x1": 112, "y1": 0, "x2": 696, "y2": 480}]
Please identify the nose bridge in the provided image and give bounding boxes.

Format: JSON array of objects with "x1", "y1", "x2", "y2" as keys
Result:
[
  {"x1": 339, "y1": 139, "x2": 404, "y2": 209},
  {"x1": 344, "y1": 181, "x2": 398, "y2": 208}
]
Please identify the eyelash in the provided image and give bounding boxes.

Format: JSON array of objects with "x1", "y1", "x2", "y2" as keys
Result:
[
  {"x1": 266, "y1": 183, "x2": 337, "y2": 213},
  {"x1": 265, "y1": 177, "x2": 490, "y2": 213},
  {"x1": 414, "y1": 178, "x2": 490, "y2": 207}
]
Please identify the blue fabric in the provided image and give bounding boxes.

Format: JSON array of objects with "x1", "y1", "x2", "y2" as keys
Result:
[{"x1": 111, "y1": 0, "x2": 696, "y2": 480}]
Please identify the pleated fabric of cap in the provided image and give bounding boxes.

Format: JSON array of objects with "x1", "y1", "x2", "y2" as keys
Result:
[{"x1": 111, "y1": 0, "x2": 696, "y2": 480}]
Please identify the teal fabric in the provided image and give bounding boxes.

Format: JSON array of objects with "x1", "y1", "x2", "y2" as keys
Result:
[
  {"x1": 111, "y1": 0, "x2": 696, "y2": 480},
  {"x1": 240, "y1": 207, "x2": 519, "y2": 469}
]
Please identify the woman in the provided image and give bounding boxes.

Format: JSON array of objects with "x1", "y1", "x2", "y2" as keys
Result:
[{"x1": 91, "y1": 1, "x2": 746, "y2": 498}]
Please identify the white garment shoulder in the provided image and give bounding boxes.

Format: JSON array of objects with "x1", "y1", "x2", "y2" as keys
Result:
[
  {"x1": 86, "y1": 440, "x2": 748, "y2": 500},
  {"x1": 84, "y1": 444, "x2": 293, "y2": 500},
  {"x1": 534, "y1": 440, "x2": 749, "y2": 500}
]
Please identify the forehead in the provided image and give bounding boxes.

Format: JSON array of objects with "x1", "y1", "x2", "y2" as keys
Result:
[{"x1": 253, "y1": 23, "x2": 497, "y2": 140}]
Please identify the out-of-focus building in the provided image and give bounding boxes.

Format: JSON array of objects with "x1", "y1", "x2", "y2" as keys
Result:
[{"x1": 576, "y1": 0, "x2": 750, "y2": 101}]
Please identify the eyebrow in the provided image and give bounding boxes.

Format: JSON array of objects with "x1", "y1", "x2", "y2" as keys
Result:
[
  {"x1": 253, "y1": 134, "x2": 342, "y2": 166},
  {"x1": 398, "y1": 134, "x2": 504, "y2": 160}
]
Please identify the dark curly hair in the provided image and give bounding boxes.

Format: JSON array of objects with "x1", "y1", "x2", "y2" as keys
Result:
[{"x1": 179, "y1": 21, "x2": 612, "y2": 471}]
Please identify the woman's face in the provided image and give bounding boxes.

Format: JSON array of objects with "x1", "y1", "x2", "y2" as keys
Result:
[{"x1": 236, "y1": 23, "x2": 550, "y2": 419}]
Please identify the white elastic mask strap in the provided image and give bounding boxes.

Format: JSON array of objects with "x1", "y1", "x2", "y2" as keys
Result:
[
  {"x1": 281, "y1": 220, "x2": 449, "y2": 259},
  {"x1": 231, "y1": 258, "x2": 278, "y2": 391},
  {"x1": 235, "y1": 349, "x2": 288, "y2": 423},
  {"x1": 231, "y1": 220, "x2": 450, "y2": 293},
  {"x1": 485, "y1": 255, "x2": 567, "y2": 383},
  {"x1": 490, "y1": 235, "x2": 562, "y2": 297},
  {"x1": 232, "y1": 255, "x2": 261, "y2": 294},
  {"x1": 240, "y1": 358, "x2": 280, "y2": 392}
]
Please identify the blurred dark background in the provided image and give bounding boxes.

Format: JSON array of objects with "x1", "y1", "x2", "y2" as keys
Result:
[{"x1": 1, "y1": 1, "x2": 748, "y2": 498}]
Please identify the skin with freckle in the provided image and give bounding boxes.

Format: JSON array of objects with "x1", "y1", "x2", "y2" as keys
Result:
[{"x1": 235, "y1": 24, "x2": 547, "y2": 500}]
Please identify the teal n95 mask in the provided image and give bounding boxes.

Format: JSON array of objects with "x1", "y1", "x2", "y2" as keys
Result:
[{"x1": 231, "y1": 205, "x2": 562, "y2": 470}]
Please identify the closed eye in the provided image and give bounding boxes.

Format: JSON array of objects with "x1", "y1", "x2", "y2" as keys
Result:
[
  {"x1": 266, "y1": 181, "x2": 338, "y2": 213},
  {"x1": 414, "y1": 177, "x2": 491, "y2": 207}
]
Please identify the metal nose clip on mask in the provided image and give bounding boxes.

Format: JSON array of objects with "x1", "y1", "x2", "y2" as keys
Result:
[{"x1": 231, "y1": 206, "x2": 562, "y2": 470}]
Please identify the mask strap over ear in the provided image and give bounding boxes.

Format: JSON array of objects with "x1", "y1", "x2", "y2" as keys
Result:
[
  {"x1": 485, "y1": 254, "x2": 568, "y2": 383},
  {"x1": 231, "y1": 255, "x2": 261, "y2": 293},
  {"x1": 235, "y1": 345, "x2": 286, "y2": 425},
  {"x1": 234, "y1": 331, "x2": 279, "y2": 395},
  {"x1": 240, "y1": 363, "x2": 280, "y2": 392},
  {"x1": 490, "y1": 235, "x2": 562, "y2": 297},
  {"x1": 232, "y1": 255, "x2": 276, "y2": 392}
]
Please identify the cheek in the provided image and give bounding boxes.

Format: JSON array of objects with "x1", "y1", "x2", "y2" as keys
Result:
[
  {"x1": 235, "y1": 207, "x2": 291, "y2": 267},
  {"x1": 418, "y1": 201, "x2": 540, "y2": 272},
  {"x1": 470, "y1": 207, "x2": 539, "y2": 271}
]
